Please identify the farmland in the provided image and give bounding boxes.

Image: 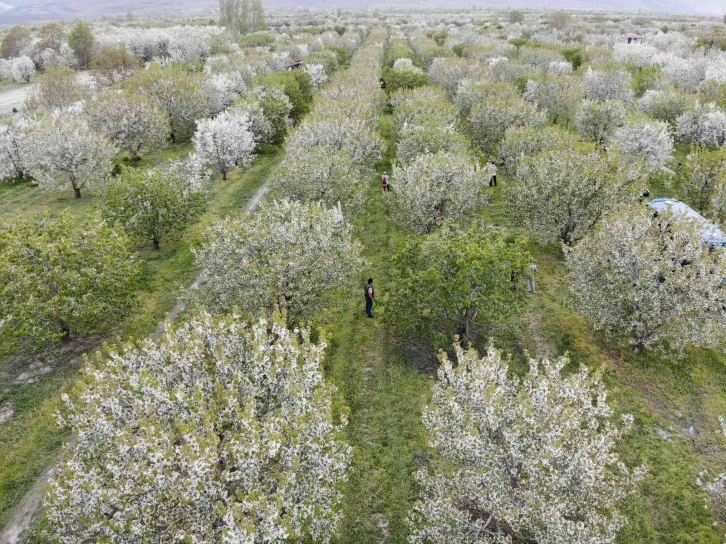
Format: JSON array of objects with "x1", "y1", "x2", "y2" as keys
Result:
[{"x1": 2, "y1": 4, "x2": 726, "y2": 543}]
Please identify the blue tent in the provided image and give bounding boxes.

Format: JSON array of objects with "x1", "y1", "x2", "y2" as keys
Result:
[{"x1": 648, "y1": 198, "x2": 726, "y2": 248}]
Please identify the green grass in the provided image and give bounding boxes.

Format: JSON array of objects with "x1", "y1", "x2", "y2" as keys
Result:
[
  {"x1": 0, "y1": 143, "x2": 286, "y2": 530},
  {"x1": 325, "y1": 113, "x2": 432, "y2": 544},
  {"x1": 485, "y1": 167, "x2": 726, "y2": 543}
]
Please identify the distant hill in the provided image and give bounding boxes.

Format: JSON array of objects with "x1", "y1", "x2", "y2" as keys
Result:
[{"x1": 0, "y1": 0, "x2": 722, "y2": 25}]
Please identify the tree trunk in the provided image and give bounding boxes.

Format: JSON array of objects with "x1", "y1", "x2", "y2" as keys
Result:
[
  {"x1": 153, "y1": 237, "x2": 160, "y2": 250},
  {"x1": 60, "y1": 323, "x2": 72, "y2": 343},
  {"x1": 222, "y1": 170, "x2": 228, "y2": 181},
  {"x1": 74, "y1": 186, "x2": 81, "y2": 199}
]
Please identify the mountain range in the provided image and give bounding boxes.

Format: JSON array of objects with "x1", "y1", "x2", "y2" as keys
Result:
[{"x1": 0, "y1": 0, "x2": 722, "y2": 25}]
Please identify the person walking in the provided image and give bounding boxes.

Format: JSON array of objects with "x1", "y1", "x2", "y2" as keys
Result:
[
  {"x1": 527, "y1": 262, "x2": 538, "y2": 293},
  {"x1": 364, "y1": 278, "x2": 375, "y2": 318},
  {"x1": 485, "y1": 161, "x2": 497, "y2": 187},
  {"x1": 382, "y1": 171, "x2": 391, "y2": 192}
]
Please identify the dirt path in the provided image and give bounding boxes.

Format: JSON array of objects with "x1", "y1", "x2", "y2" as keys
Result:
[{"x1": 152, "y1": 181, "x2": 271, "y2": 342}]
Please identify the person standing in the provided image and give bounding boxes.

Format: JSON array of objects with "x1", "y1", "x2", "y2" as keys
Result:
[
  {"x1": 364, "y1": 278, "x2": 375, "y2": 318},
  {"x1": 527, "y1": 262, "x2": 538, "y2": 293},
  {"x1": 485, "y1": 161, "x2": 497, "y2": 187},
  {"x1": 382, "y1": 171, "x2": 391, "y2": 192}
]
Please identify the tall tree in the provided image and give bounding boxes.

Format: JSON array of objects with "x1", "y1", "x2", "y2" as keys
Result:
[
  {"x1": 103, "y1": 167, "x2": 206, "y2": 250},
  {"x1": 67, "y1": 21, "x2": 95, "y2": 69},
  {"x1": 566, "y1": 205, "x2": 726, "y2": 351},
  {"x1": 506, "y1": 148, "x2": 644, "y2": 244},
  {"x1": 0, "y1": 210, "x2": 139, "y2": 344},
  {"x1": 22, "y1": 111, "x2": 117, "y2": 198},
  {"x1": 35, "y1": 22, "x2": 66, "y2": 53},
  {"x1": 410, "y1": 343, "x2": 646, "y2": 544},
  {"x1": 219, "y1": 0, "x2": 266, "y2": 34},
  {"x1": 90, "y1": 46, "x2": 140, "y2": 88},
  {"x1": 0, "y1": 26, "x2": 31, "y2": 59},
  {"x1": 195, "y1": 200, "x2": 366, "y2": 325},
  {"x1": 190, "y1": 109, "x2": 256, "y2": 180},
  {"x1": 42, "y1": 313, "x2": 350, "y2": 543},
  {"x1": 386, "y1": 151, "x2": 489, "y2": 234},
  {"x1": 87, "y1": 90, "x2": 169, "y2": 158},
  {"x1": 386, "y1": 222, "x2": 530, "y2": 349},
  {"x1": 26, "y1": 66, "x2": 86, "y2": 112}
]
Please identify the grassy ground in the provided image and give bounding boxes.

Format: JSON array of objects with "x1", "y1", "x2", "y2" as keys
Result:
[
  {"x1": 0, "y1": 143, "x2": 285, "y2": 530},
  {"x1": 492, "y1": 173, "x2": 726, "y2": 543},
  {"x1": 322, "y1": 100, "x2": 726, "y2": 542},
  {"x1": 325, "y1": 114, "x2": 432, "y2": 544}
]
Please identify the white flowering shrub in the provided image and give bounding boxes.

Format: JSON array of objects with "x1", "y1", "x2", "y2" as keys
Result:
[
  {"x1": 583, "y1": 68, "x2": 634, "y2": 103},
  {"x1": 387, "y1": 151, "x2": 489, "y2": 234},
  {"x1": 522, "y1": 76, "x2": 584, "y2": 127},
  {"x1": 195, "y1": 200, "x2": 366, "y2": 323},
  {"x1": 43, "y1": 312, "x2": 350, "y2": 543},
  {"x1": 38, "y1": 44, "x2": 75, "y2": 70},
  {"x1": 396, "y1": 124, "x2": 469, "y2": 165},
  {"x1": 0, "y1": 119, "x2": 30, "y2": 181},
  {"x1": 575, "y1": 99, "x2": 627, "y2": 147},
  {"x1": 271, "y1": 146, "x2": 364, "y2": 216},
  {"x1": 499, "y1": 125, "x2": 574, "y2": 176},
  {"x1": 22, "y1": 111, "x2": 117, "y2": 198},
  {"x1": 468, "y1": 96, "x2": 546, "y2": 155},
  {"x1": 427, "y1": 56, "x2": 484, "y2": 96},
  {"x1": 87, "y1": 90, "x2": 170, "y2": 158},
  {"x1": 637, "y1": 89, "x2": 691, "y2": 126},
  {"x1": 286, "y1": 117, "x2": 383, "y2": 171},
  {"x1": 659, "y1": 54, "x2": 706, "y2": 92},
  {"x1": 203, "y1": 71, "x2": 247, "y2": 115},
  {"x1": 409, "y1": 343, "x2": 646, "y2": 544},
  {"x1": 676, "y1": 107, "x2": 726, "y2": 149},
  {"x1": 610, "y1": 119, "x2": 674, "y2": 171},
  {"x1": 566, "y1": 204, "x2": 726, "y2": 351},
  {"x1": 9, "y1": 55, "x2": 35, "y2": 82},
  {"x1": 190, "y1": 109, "x2": 257, "y2": 180},
  {"x1": 545, "y1": 60, "x2": 573, "y2": 74},
  {"x1": 613, "y1": 43, "x2": 658, "y2": 69},
  {"x1": 507, "y1": 148, "x2": 644, "y2": 244},
  {"x1": 304, "y1": 63, "x2": 328, "y2": 89}
]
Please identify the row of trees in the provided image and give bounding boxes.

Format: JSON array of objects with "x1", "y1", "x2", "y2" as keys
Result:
[
  {"x1": 393, "y1": 34, "x2": 646, "y2": 544},
  {"x1": 0, "y1": 20, "x2": 355, "y2": 350},
  {"x1": 39, "y1": 29, "x2": 382, "y2": 542}
]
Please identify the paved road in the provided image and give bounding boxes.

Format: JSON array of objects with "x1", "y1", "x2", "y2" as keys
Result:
[
  {"x1": 0, "y1": 72, "x2": 94, "y2": 117},
  {"x1": 0, "y1": 84, "x2": 31, "y2": 117}
]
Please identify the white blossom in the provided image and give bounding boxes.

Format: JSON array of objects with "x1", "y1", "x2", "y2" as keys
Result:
[
  {"x1": 195, "y1": 199, "x2": 367, "y2": 323},
  {"x1": 0, "y1": 119, "x2": 31, "y2": 181},
  {"x1": 583, "y1": 67, "x2": 634, "y2": 103},
  {"x1": 507, "y1": 148, "x2": 645, "y2": 244},
  {"x1": 386, "y1": 151, "x2": 489, "y2": 234},
  {"x1": 677, "y1": 106, "x2": 726, "y2": 149},
  {"x1": 191, "y1": 109, "x2": 257, "y2": 180},
  {"x1": 304, "y1": 63, "x2": 328, "y2": 89},
  {"x1": 22, "y1": 111, "x2": 117, "y2": 197},
  {"x1": 87, "y1": 90, "x2": 170, "y2": 158},
  {"x1": 43, "y1": 312, "x2": 350, "y2": 544},
  {"x1": 410, "y1": 343, "x2": 646, "y2": 544},
  {"x1": 610, "y1": 119, "x2": 674, "y2": 171},
  {"x1": 575, "y1": 99, "x2": 627, "y2": 147},
  {"x1": 566, "y1": 204, "x2": 726, "y2": 351}
]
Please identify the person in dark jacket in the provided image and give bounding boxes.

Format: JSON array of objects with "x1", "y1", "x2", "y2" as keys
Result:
[{"x1": 364, "y1": 278, "x2": 375, "y2": 318}]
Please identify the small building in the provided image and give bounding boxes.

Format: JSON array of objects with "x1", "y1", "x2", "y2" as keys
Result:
[
  {"x1": 624, "y1": 32, "x2": 643, "y2": 44},
  {"x1": 286, "y1": 59, "x2": 304, "y2": 70}
]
